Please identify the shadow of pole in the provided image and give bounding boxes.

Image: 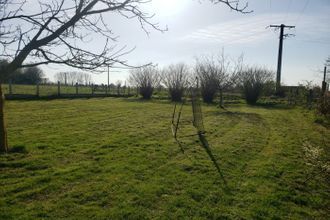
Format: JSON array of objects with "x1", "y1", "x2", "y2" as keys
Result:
[{"x1": 198, "y1": 132, "x2": 227, "y2": 187}]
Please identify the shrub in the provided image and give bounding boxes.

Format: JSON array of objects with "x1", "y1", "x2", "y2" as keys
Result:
[
  {"x1": 162, "y1": 63, "x2": 190, "y2": 102},
  {"x1": 128, "y1": 66, "x2": 160, "y2": 99},
  {"x1": 237, "y1": 66, "x2": 275, "y2": 104},
  {"x1": 316, "y1": 93, "x2": 330, "y2": 119},
  {"x1": 194, "y1": 51, "x2": 242, "y2": 104},
  {"x1": 195, "y1": 57, "x2": 220, "y2": 103}
]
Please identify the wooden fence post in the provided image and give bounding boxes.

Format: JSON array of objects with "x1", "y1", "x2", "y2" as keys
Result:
[
  {"x1": 36, "y1": 83, "x2": 40, "y2": 97},
  {"x1": 76, "y1": 82, "x2": 78, "y2": 95},
  {"x1": 322, "y1": 66, "x2": 327, "y2": 95},
  {"x1": 219, "y1": 88, "x2": 224, "y2": 108},
  {"x1": 307, "y1": 89, "x2": 313, "y2": 109},
  {"x1": 57, "y1": 81, "x2": 60, "y2": 96},
  {"x1": 9, "y1": 80, "x2": 12, "y2": 95}
]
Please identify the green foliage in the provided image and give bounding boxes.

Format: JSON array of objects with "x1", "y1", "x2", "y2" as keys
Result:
[
  {"x1": 0, "y1": 60, "x2": 44, "y2": 84},
  {"x1": 0, "y1": 98, "x2": 329, "y2": 219},
  {"x1": 315, "y1": 94, "x2": 330, "y2": 127},
  {"x1": 316, "y1": 94, "x2": 330, "y2": 119}
]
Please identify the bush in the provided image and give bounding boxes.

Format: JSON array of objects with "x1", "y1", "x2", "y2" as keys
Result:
[
  {"x1": 316, "y1": 93, "x2": 330, "y2": 119},
  {"x1": 128, "y1": 66, "x2": 160, "y2": 99},
  {"x1": 195, "y1": 57, "x2": 220, "y2": 103},
  {"x1": 237, "y1": 66, "x2": 275, "y2": 104},
  {"x1": 194, "y1": 51, "x2": 242, "y2": 104},
  {"x1": 162, "y1": 63, "x2": 190, "y2": 102}
]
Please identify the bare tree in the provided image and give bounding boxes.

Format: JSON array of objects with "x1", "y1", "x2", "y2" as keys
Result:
[
  {"x1": 82, "y1": 73, "x2": 93, "y2": 85},
  {"x1": 195, "y1": 52, "x2": 231, "y2": 103},
  {"x1": 194, "y1": 51, "x2": 244, "y2": 105},
  {"x1": 54, "y1": 72, "x2": 66, "y2": 84},
  {"x1": 0, "y1": 0, "x2": 250, "y2": 152},
  {"x1": 128, "y1": 66, "x2": 160, "y2": 99},
  {"x1": 54, "y1": 71, "x2": 90, "y2": 85},
  {"x1": 195, "y1": 56, "x2": 219, "y2": 103},
  {"x1": 236, "y1": 66, "x2": 275, "y2": 104},
  {"x1": 162, "y1": 63, "x2": 190, "y2": 102}
]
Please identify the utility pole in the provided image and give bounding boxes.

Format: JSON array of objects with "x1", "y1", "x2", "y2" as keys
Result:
[{"x1": 270, "y1": 24, "x2": 295, "y2": 92}]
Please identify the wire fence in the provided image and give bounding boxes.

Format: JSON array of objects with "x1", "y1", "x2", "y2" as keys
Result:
[
  {"x1": 3, "y1": 82, "x2": 137, "y2": 99},
  {"x1": 1, "y1": 82, "x2": 325, "y2": 108}
]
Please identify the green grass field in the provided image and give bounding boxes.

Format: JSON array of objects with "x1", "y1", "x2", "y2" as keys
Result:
[{"x1": 0, "y1": 98, "x2": 329, "y2": 219}]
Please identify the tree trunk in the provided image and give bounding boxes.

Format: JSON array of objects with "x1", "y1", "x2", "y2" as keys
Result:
[{"x1": 0, "y1": 83, "x2": 8, "y2": 153}]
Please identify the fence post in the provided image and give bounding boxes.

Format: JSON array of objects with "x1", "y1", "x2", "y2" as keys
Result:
[
  {"x1": 219, "y1": 88, "x2": 224, "y2": 108},
  {"x1": 106, "y1": 85, "x2": 108, "y2": 95},
  {"x1": 36, "y1": 83, "x2": 40, "y2": 97},
  {"x1": 307, "y1": 89, "x2": 313, "y2": 109},
  {"x1": 128, "y1": 86, "x2": 130, "y2": 96},
  {"x1": 57, "y1": 81, "x2": 61, "y2": 96},
  {"x1": 9, "y1": 80, "x2": 12, "y2": 95},
  {"x1": 91, "y1": 83, "x2": 94, "y2": 95},
  {"x1": 76, "y1": 82, "x2": 78, "y2": 95},
  {"x1": 322, "y1": 66, "x2": 327, "y2": 95}
]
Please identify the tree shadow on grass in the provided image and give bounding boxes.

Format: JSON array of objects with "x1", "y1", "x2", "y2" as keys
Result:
[
  {"x1": 122, "y1": 97, "x2": 180, "y2": 106},
  {"x1": 197, "y1": 133, "x2": 228, "y2": 188},
  {"x1": 211, "y1": 110, "x2": 264, "y2": 125},
  {"x1": 0, "y1": 145, "x2": 28, "y2": 155}
]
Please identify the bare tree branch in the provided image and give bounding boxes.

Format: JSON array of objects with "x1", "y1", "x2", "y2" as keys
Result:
[{"x1": 0, "y1": 0, "x2": 251, "y2": 78}]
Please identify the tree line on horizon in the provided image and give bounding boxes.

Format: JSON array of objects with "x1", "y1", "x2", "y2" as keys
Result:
[{"x1": 1, "y1": 59, "x2": 94, "y2": 86}]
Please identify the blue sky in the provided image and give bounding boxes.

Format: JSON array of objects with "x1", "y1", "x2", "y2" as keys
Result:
[{"x1": 42, "y1": 0, "x2": 330, "y2": 86}]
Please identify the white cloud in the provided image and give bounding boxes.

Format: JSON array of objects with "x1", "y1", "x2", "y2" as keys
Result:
[{"x1": 180, "y1": 13, "x2": 330, "y2": 45}]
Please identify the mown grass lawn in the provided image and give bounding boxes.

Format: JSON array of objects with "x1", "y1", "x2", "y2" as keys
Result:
[{"x1": 0, "y1": 98, "x2": 329, "y2": 219}]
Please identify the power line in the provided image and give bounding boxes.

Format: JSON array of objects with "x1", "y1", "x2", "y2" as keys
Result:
[
  {"x1": 269, "y1": 0, "x2": 273, "y2": 23},
  {"x1": 294, "y1": 0, "x2": 310, "y2": 26},
  {"x1": 293, "y1": 39, "x2": 330, "y2": 45},
  {"x1": 284, "y1": 0, "x2": 293, "y2": 24}
]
